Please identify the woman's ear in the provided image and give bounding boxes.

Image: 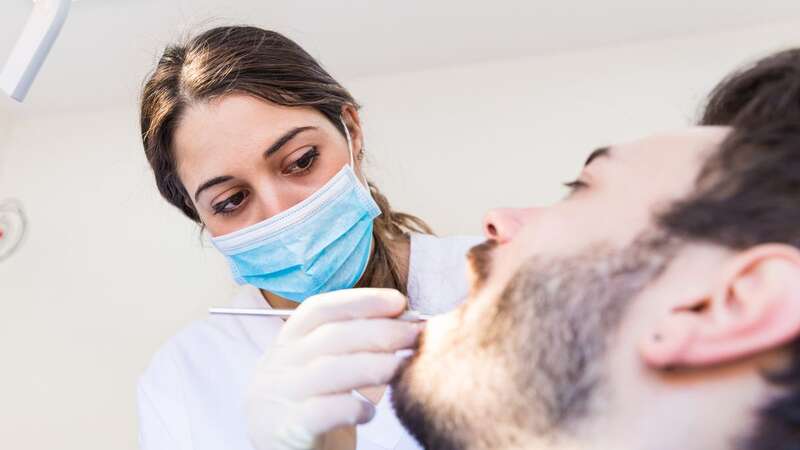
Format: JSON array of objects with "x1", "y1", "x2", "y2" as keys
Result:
[
  {"x1": 340, "y1": 104, "x2": 364, "y2": 160},
  {"x1": 640, "y1": 244, "x2": 800, "y2": 369}
]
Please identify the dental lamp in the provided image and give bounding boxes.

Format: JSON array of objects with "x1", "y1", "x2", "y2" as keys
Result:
[{"x1": 0, "y1": 0, "x2": 72, "y2": 102}]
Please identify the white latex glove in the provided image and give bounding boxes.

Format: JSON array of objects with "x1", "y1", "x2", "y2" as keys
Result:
[{"x1": 246, "y1": 288, "x2": 422, "y2": 450}]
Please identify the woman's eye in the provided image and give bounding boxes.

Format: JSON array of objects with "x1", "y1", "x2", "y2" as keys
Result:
[
  {"x1": 284, "y1": 147, "x2": 319, "y2": 175},
  {"x1": 212, "y1": 191, "x2": 249, "y2": 216}
]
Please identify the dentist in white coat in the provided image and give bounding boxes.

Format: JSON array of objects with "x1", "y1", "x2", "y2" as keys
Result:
[{"x1": 137, "y1": 26, "x2": 479, "y2": 450}]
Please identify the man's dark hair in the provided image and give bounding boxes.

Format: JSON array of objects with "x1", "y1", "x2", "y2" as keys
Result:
[
  {"x1": 665, "y1": 48, "x2": 800, "y2": 449},
  {"x1": 700, "y1": 48, "x2": 800, "y2": 128}
]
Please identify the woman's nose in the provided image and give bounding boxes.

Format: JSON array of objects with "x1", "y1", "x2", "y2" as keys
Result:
[
  {"x1": 254, "y1": 181, "x2": 307, "y2": 220},
  {"x1": 483, "y1": 208, "x2": 537, "y2": 244}
]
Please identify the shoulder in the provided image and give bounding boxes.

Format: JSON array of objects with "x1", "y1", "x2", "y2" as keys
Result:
[
  {"x1": 137, "y1": 320, "x2": 221, "y2": 449},
  {"x1": 137, "y1": 320, "x2": 259, "y2": 449},
  {"x1": 140, "y1": 319, "x2": 238, "y2": 385},
  {"x1": 137, "y1": 316, "x2": 247, "y2": 414},
  {"x1": 138, "y1": 285, "x2": 280, "y2": 409},
  {"x1": 407, "y1": 233, "x2": 483, "y2": 314},
  {"x1": 137, "y1": 286, "x2": 282, "y2": 449}
]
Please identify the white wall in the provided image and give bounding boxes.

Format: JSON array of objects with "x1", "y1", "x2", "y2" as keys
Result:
[
  {"x1": 357, "y1": 21, "x2": 800, "y2": 234},
  {"x1": 0, "y1": 106, "x2": 238, "y2": 449},
  {"x1": 0, "y1": 108, "x2": 12, "y2": 179},
  {"x1": 0, "y1": 20, "x2": 798, "y2": 450}
]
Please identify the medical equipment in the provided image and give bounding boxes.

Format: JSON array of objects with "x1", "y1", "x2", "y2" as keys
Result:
[
  {"x1": 209, "y1": 307, "x2": 432, "y2": 321},
  {"x1": 0, "y1": 199, "x2": 27, "y2": 262},
  {"x1": 1, "y1": 0, "x2": 72, "y2": 102}
]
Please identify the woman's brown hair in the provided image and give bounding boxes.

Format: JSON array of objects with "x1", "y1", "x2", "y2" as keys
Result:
[{"x1": 140, "y1": 26, "x2": 431, "y2": 294}]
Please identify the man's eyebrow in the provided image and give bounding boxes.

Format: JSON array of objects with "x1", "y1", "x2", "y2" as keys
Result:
[
  {"x1": 264, "y1": 126, "x2": 317, "y2": 158},
  {"x1": 584, "y1": 147, "x2": 611, "y2": 167},
  {"x1": 194, "y1": 175, "x2": 234, "y2": 202}
]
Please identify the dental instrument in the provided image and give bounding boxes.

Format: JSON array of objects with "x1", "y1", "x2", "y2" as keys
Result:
[{"x1": 209, "y1": 307, "x2": 432, "y2": 322}]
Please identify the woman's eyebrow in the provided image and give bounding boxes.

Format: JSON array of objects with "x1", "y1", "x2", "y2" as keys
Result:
[
  {"x1": 263, "y1": 126, "x2": 317, "y2": 158},
  {"x1": 194, "y1": 175, "x2": 234, "y2": 202}
]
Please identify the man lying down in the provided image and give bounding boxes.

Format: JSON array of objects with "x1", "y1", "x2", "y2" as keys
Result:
[{"x1": 391, "y1": 49, "x2": 800, "y2": 450}]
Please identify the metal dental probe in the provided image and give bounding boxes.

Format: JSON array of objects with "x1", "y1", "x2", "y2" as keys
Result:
[{"x1": 208, "y1": 307, "x2": 432, "y2": 321}]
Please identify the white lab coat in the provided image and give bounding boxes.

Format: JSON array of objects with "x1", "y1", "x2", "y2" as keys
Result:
[{"x1": 138, "y1": 233, "x2": 481, "y2": 450}]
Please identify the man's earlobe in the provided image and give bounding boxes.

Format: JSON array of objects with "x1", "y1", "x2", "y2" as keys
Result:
[{"x1": 640, "y1": 244, "x2": 800, "y2": 370}]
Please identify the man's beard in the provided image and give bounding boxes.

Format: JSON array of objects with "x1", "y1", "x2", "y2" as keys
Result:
[{"x1": 392, "y1": 231, "x2": 679, "y2": 450}]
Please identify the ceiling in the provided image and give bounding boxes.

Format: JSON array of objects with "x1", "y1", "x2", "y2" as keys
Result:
[{"x1": 2, "y1": 0, "x2": 800, "y2": 115}]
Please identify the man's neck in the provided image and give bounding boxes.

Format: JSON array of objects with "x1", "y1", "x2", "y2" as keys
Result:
[{"x1": 547, "y1": 359, "x2": 777, "y2": 450}]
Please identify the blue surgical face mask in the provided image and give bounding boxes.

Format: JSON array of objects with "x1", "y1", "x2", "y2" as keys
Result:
[{"x1": 210, "y1": 119, "x2": 381, "y2": 302}]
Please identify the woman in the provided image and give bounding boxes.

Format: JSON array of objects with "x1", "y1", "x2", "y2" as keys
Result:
[{"x1": 137, "y1": 26, "x2": 479, "y2": 450}]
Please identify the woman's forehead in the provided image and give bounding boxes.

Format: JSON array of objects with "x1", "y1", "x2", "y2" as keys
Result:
[
  {"x1": 179, "y1": 95, "x2": 326, "y2": 138},
  {"x1": 173, "y1": 96, "x2": 330, "y2": 172}
]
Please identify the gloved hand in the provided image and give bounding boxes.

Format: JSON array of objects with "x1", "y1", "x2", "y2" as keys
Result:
[{"x1": 246, "y1": 288, "x2": 422, "y2": 450}]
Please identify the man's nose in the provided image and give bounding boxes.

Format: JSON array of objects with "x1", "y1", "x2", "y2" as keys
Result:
[{"x1": 483, "y1": 208, "x2": 537, "y2": 244}]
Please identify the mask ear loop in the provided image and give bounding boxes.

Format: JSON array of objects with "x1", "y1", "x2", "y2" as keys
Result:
[
  {"x1": 340, "y1": 116, "x2": 377, "y2": 278},
  {"x1": 340, "y1": 117, "x2": 356, "y2": 167},
  {"x1": 341, "y1": 117, "x2": 370, "y2": 189}
]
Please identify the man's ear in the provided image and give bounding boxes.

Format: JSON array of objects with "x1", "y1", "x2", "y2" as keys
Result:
[
  {"x1": 340, "y1": 104, "x2": 364, "y2": 160},
  {"x1": 640, "y1": 244, "x2": 800, "y2": 369}
]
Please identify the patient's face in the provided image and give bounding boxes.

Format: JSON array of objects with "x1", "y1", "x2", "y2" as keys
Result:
[{"x1": 391, "y1": 127, "x2": 729, "y2": 450}]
